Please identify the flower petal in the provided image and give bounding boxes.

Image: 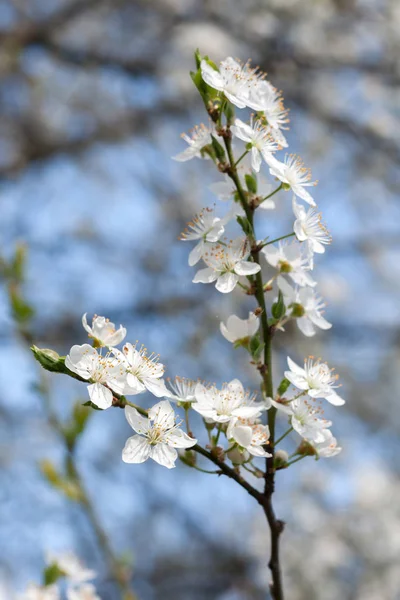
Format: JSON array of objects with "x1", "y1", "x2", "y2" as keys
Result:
[
  {"x1": 215, "y1": 272, "x2": 238, "y2": 293},
  {"x1": 148, "y1": 400, "x2": 175, "y2": 429},
  {"x1": 234, "y1": 261, "x2": 261, "y2": 276},
  {"x1": 149, "y1": 443, "x2": 178, "y2": 469},
  {"x1": 87, "y1": 382, "x2": 113, "y2": 409},
  {"x1": 124, "y1": 405, "x2": 149, "y2": 434},
  {"x1": 122, "y1": 435, "x2": 151, "y2": 464}
]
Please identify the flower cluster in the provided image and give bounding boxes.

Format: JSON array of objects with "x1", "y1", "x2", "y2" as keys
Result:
[
  {"x1": 35, "y1": 53, "x2": 344, "y2": 475},
  {"x1": 18, "y1": 553, "x2": 100, "y2": 600}
]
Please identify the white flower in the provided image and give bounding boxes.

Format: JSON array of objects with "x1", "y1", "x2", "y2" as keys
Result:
[
  {"x1": 200, "y1": 57, "x2": 256, "y2": 109},
  {"x1": 278, "y1": 280, "x2": 332, "y2": 337},
  {"x1": 270, "y1": 396, "x2": 332, "y2": 443},
  {"x1": 65, "y1": 345, "x2": 128, "y2": 409},
  {"x1": 122, "y1": 400, "x2": 197, "y2": 469},
  {"x1": 311, "y1": 430, "x2": 342, "y2": 458},
  {"x1": 231, "y1": 117, "x2": 281, "y2": 172},
  {"x1": 82, "y1": 314, "x2": 126, "y2": 348},
  {"x1": 179, "y1": 207, "x2": 225, "y2": 266},
  {"x1": 118, "y1": 343, "x2": 169, "y2": 398},
  {"x1": 193, "y1": 379, "x2": 264, "y2": 423},
  {"x1": 227, "y1": 417, "x2": 272, "y2": 458},
  {"x1": 172, "y1": 123, "x2": 213, "y2": 161},
  {"x1": 209, "y1": 177, "x2": 237, "y2": 201},
  {"x1": 246, "y1": 80, "x2": 289, "y2": 146},
  {"x1": 18, "y1": 585, "x2": 60, "y2": 600},
  {"x1": 262, "y1": 241, "x2": 316, "y2": 288},
  {"x1": 193, "y1": 237, "x2": 261, "y2": 294},
  {"x1": 167, "y1": 376, "x2": 197, "y2": 404},
  {"x1": 66, "y1": 584, "x2": 101, "y2": 600},
  {"x1": 285, "y1": 356, "x2": 345, "y2": 406},
  {"x1": 46, "y1": 552, "x2": 96, "y2": 584},
  {"x1": 292, "y1": 198, "x2": 331, "y2": 257},
  {"x1": 220, "y1": 312, "x2": 259, "y2": 343},
  {"x1": 270, "y1": 155, "x2": 317, "y2": 206}
]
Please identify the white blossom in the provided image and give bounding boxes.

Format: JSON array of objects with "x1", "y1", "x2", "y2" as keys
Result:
[
  {"x1": 231, "y1": 117, "x2": 281, "y2": 172},
  {"x1": 172, "y1": 123, "x2": 213, "y2": 161},
  {"x1": 279, "y1": 279, "x2": 332, "y2": 337},
  {"x1": 66, "y1": 584, "x2": 101, "y2": 600},
  {"x1": 193, "y1": 379, "x2": 264, "y2": 423},
  {"x1": 179, "y1": 207, "x2": 225, "y2": 266},
  {"x1": 65, "y1": 345, "x2": 128, "y2": 409},
  {"x1": 293, "y1": 197, "x2": 331, "y2": 257},
  {"x1": 193, "y1": 238, "x2": 261, "y2": 294},
  {"x1": 262, "y1": 241, "x2": 316, "y2": 288},
  {"x1": 18, "y1": 585, "x2": 59, "y2": 600},
  {"x1": 246, "y1": 80, "x2": 289, "y2": 146},
  {"x1": 46, "y1": 552, "x2": 96, "y2": 584},
  {"x1": 270, "y1": 396, "x2": 332, "y2": 443},
  {"x1": 285, "y1": 356, "x2": 345, "y2": 406},
  {"x1": 200, "y1": 57, "x2": 257, "y2": 109},
  {"x1": 166, "y1": 376, "x2": 197, "y2": 404},
  {"x1": 220, "y1": 312, "x2": 259, "y2": 343},
  {"x1": 82, "y1": 314, "x2": 126, "y2": 348},
  {"x1": 117, "y1": 343, "x2": 170, "y2": 398},
  {"x1": 270, "y1": 155, "x2": 317, "y2": 206},
  {"x1": 122, "y1": 401, "x2": 196, "y2": 469},
  {"x1": 227, "y1": 417, "x2": 272, "y2": 458},
  {"x1": 311, "y1": 429, "x2": 342, "y2": 458}
]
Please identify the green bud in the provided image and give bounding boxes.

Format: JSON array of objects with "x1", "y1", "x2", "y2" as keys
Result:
[
  {"x1": 245, "y1": 173, "x2": 257, "y2": 194},
  {"x1": 31, "y1": 346, "x2": 86, "y2": 382},
  {"x1": 271, "y1": 290, "x2": 286, "y2": 319},
  {"x1": 249, "y1": 333, "x2": 264, "y2": 361},
  {"x1": 211, "y1": 135, "x2": 226, "y2": 161},
  {"x1": 180, "y1": 449, "x2": 196, "y2": 467},
  {"x1": 277, "y1": 377, "x2": 290, "y2": 396},
  {"x1": 236, "y1": 215, "x2": 253, "y2": 237},
  {"x1": 282, "y1": 183, "x2": 291, "y2": 191},
  {"x1": 223, "y1": 100, "x2": 235, "y2": 125},
  {"x1": 291, "y1": 303, "x2": 305, "y2": 318}
]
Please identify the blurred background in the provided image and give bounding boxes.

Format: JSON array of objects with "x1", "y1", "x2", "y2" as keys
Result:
[{"x1": 0, "y1": 0, "x2": 400, "y2": 599}]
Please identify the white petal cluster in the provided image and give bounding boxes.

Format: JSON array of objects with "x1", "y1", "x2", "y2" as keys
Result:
[
  {"x1": 263, "y1": 240, "x2": 315, "y2": 288},
  {"x1": 123, "y1": 400, "x2": 197, "y2": 469},
  {"x1": 270, "y1": 154, "x2": 317, "y2": 206},
  {"x1": 193, "y1": 379, "x2": 264, "y2": 423},
  {"x1": 179, "y1": 206, "x2": 225, "y2": 266},
  {"x1": 193, "y1": 237, "x2": 261, "y2": 294},
  {"x1": 279, "y1": 279, "x2": 332, "y2": 337},
  {"x1": 65, "y1": 316, "x2": 171, "y2": 410},
  {"x1": 166, "y1": 376, "x2": 197, "y2": 404},
  {"x1": 18, "y1": 585, "x2": 60, "y2": 600},
  {"x1": 227, "y1": 417, "x2": 272, "y2": 458},
  {"x1": 231, "y1": 117, "x2": 281, "y2": 173},
  {"x1": 82, "y1": 313, "x2": 126, "y2": 347},
  {"x1": 19, "y1": 554, "x2": 100, "y2": 600},
  {"x1": 220, "y1": 312, "x2": 260, "y2": 343},
  {"x1": 285, "y1": 356, "x2": 344, "y2": 406},
  {"x1": 172, "y1": 123, "x2": 213, "y2": 162}
]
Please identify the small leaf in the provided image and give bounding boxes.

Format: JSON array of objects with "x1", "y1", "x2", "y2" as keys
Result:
[
  {"x1": 211, "y1": 135, "x2": 226, "y2": 161},
  {"x1": 44, "y1": 563, "x2": 64, "y2": 586},
  {"x1": 236, "y1": 215, "x2": 253, "y2": 237},
  {"x1": 271, "y1": 290, "x2": 286, "y2": 319},
  {"x1": 245, "y1": 173, "x2": 257, "y2": 194},
  {"x1": 277, "y1": 377, "x2": 290, "y2": 396}
]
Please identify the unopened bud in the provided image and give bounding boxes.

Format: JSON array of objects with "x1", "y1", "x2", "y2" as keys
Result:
[{"x1": 274, "y1": 450, "x2": 289, "y2": 468}]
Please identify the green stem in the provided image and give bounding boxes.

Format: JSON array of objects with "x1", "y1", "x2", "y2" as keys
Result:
[
  {"x1": 260, "y1": 183, "x2": 283, "y2": 204},
  {"x1": 221, "y1": 129, "x2": 284, "y2": 600},
  {"x1": 274, "y1": 427, "x2": 293, "y2": 447},
  {"x1": 235, "y1": 149, "x2": 249, "y2": 167},
  {"x1": 191, "y1": 465, "x2": 221, "y2": 475},
  {"x1": 263, "y1": 232, "x2": 296, "y2": 247},
  {"x1": 286, "y1": 455, "x2": 307, "y2": 467}
]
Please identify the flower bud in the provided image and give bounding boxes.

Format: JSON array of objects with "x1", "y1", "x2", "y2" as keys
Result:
[{"x1": 274, "y1": 450, "x2": 289, "y2": 469}]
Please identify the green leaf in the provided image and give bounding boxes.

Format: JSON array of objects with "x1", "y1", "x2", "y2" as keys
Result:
[
  {"x1": 245, "y1": 173, "x2": 257, "y2": 194},
  {"x1": 11, "y1": 244, "x2": 27, "y2": 282},
  {"x1": 277, "y1": 377, "x2": 290, "y2": 396},
  {"x1": 211, "y1": 135, "x2": 226, "y2": 161},
  {"x1": 236, "y1": 215, "x2": 253, "y2": 237},
  {"x1": 43, "y1": 563, "x2": 64, "y2": 586},
  {"x1": 223, "y1": 100, "x2": 235, "y2": 125},
  {"x1": 249, "y1": 333, "x2": 264, "y2": 361},
  {"x1": 271, "y1": 290, "x2": 286, "y2": 319},
  {"x1": 31, "y1": 346, "x2": 86, "y2": 381},
  {"x1": 9, "y1": 285, "x2": 34, "y2": 324},
  {"x1": 82, "y1": 400, "x2": 104, "y2": 411}
]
